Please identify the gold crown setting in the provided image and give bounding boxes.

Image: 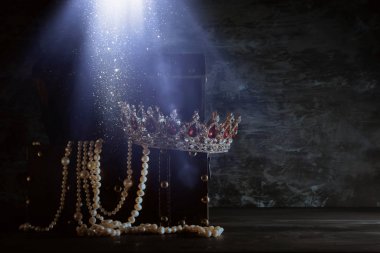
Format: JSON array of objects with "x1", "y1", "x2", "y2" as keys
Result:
[{"x1": 119, "y1": 102, "x2": 241, "y2": 153}]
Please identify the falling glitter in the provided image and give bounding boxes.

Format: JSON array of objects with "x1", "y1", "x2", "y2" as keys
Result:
[{"x1": 33, "y1": 0, "x2": 214, "y2": 141}]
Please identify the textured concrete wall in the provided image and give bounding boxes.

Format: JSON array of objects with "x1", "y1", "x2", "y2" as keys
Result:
[
  {"x1": 197, "y1": 0, "x2": 380, "y2": 207},
  {"x1": 0, "y1": 0, "x2": 380, "y2": 212}
]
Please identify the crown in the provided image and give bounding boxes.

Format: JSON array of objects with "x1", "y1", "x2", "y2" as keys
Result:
[{"x1": 119, "y1": 102, "x2": 241, "y2": 153}]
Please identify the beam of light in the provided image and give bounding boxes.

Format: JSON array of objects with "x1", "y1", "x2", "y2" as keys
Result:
[
  {"x1": 95, "y1": 0, "x2": 145, "y2": 31},
  {"x1": 27, "y1": 0, "x2": 231, "y2": 141},
  {"x1": 84, "y1": 0, "x2": 150, "y2": 138}
]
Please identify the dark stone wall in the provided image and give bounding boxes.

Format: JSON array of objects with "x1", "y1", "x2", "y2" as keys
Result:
[
  {"x1": 0, "y1": 0, "x2": 380, "y2": 218},
  {"x1": 196, "y1": 0, "x2": 380, "y2": 207}
]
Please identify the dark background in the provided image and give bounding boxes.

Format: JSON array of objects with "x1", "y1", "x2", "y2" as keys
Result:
[{"x1": 0, "y1": 0, "x2": 380, "y2": 226}]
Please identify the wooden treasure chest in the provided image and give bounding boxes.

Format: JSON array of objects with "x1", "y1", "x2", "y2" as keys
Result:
[{"x1": 25, "y1": 52, "x2": 211, "y2": 232}]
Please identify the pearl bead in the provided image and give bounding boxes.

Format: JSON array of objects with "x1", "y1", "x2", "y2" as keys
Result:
[
  {"x1": 134, "y1": 204, "x2": 142, "y2": 211},
  {"x1": 95, "y1": 226, "x2": 104, "y2": 234},
  {"x1": 141, "y1": 156, "x2": 149, "y2": 163},
  {"x1": 142, "y1": 163, "x2": 148, "y2": 169},
  {"x1": 140, "y1": 176, "x2": 147, "y2": 183},
  {"x1": 80, "y1": 170, "x2": 88, "y2": 178},
  {"x1": 138, "y1": 183, "x2": 146, "y2": 190},
  {"x1": 128, "y1": 217, "x2": 135, "y2": 223},
  {"x1": 61, "y1": 157, "x2": 70, "y2": 166},
  {"x1": 137, "y1": 190, "x2": 145, "y2": 197},
  {"x1": 87, "y1": 161, "x2": 95, "y2": 170},
  {"x1": 131, "y1": 210, "x2": 139, "y2": 217},
  {"x1": 141, "y1": 169, "x2": 148, "y2": 176},
  {"x1": 74, "y1": 212, "x2": 83, "y2": 221},
  {"x1": 102, "y1": 219, "x2": 112, "y2": 225},
  {"x1": 135, "y1": 197, "x2": 143, "y2": 204},
  {"x1": 89, "y1": 217, "x2": 96, "y2": 224},
  {"x1": 158, "y1": 226, "x2": 165, "y2": 234},
  {"x1": 142, "y1": 148, "x2": 150, "y2": 155},
  {"x1": 95, "y1": 143, "x2": 102, "y2": 149},
  {"x1": 123, "y1": 179, "x2": 133, "y2": 188}
]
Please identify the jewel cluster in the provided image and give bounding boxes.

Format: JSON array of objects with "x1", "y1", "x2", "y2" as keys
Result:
[{"x1": 119, "y1": 102, "x2": 241, "y2": 153}]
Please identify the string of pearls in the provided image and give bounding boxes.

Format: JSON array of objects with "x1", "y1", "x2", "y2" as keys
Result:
[
  {"x1": 19, "y1": 141, "x2": 73, "y2": 232},
  {"x1": 74, "y1": 141, "x2": 149, "y2": 236},
  {"x1": 20, "y1": 139, "x2": 224, "y2": 238},
  {"x1": 98, "y1": 140, "x2": 133, "y2": 216}
]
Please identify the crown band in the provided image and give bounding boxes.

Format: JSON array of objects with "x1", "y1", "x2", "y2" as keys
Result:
[{"x1": 119, "y1": 102, "x2": 241, "y2": 153}]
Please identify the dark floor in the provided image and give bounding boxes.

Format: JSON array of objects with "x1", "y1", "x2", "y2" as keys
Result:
[{"x1": 3, "y1": 208, "x2": 380, "y2": 252}]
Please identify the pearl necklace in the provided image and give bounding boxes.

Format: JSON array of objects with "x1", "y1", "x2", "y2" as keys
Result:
[
  {"x1": 19, "y1": 141, "x2": 73, "y2": 232},
  {"x1": 20, "y1": 139, "x2": 224, "y2": 238},
  {"x1": 98, "y1": 139, "x2": 133, "y2": 217}
]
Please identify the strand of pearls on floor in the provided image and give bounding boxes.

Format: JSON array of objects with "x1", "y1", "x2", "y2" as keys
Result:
[{"x1": 20, "y1": 139, "x2": 224, "y2": 238}]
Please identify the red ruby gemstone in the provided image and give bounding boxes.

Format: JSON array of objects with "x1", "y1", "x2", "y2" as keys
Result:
[
  {"x1": 208, "y1": 125, "x2": 217, "y2": 138},
  {"x1": 167, "y1": 121, "x2": 179, "y2": 135},
  {"x1": 188, "y1": 124, "x2": 198, "y2": 137},
  {"x1": 223, "y1": 126, "x2": 230, "y2": 138},
  {"x1": 231, "y1": 126, "x2": 238, "y2": 138}
]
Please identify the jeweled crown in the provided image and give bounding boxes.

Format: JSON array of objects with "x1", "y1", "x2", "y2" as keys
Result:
[{"x1": 119, "y1": 102, "x2": 241, "y2": 153}]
